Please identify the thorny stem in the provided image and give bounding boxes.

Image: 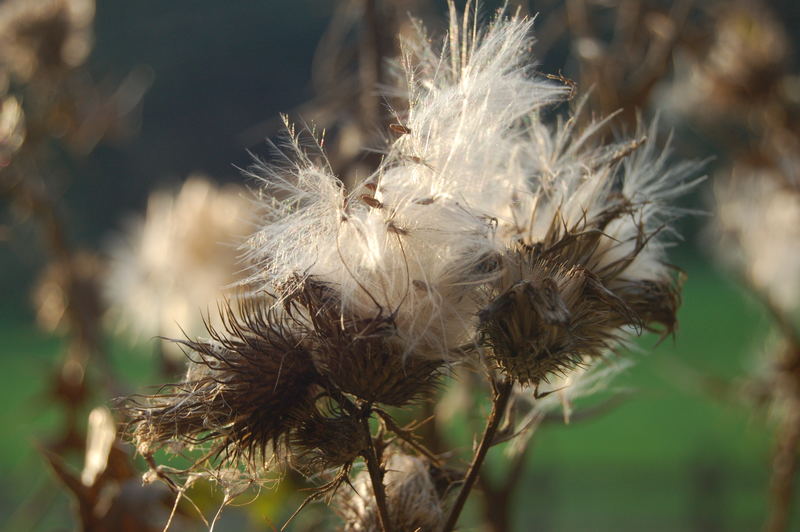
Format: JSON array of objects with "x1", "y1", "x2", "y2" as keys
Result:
[
  {"x1": 360, "y1": 410, "x2": 393, "y2": 532},
  {"x1": 442, "y1": 378, "x2": 514, "y2": 532}
]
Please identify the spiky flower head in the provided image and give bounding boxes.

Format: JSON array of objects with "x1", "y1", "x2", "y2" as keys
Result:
[
  {"x1": 126, "y1": 2, "x2": 698, "y2": 493},
  {"x1": 126, "y1": 298, "x2": 321, "y2": 467},
  {"x1": 479, "y1": 127, "x2": 695, "y2": 384}
]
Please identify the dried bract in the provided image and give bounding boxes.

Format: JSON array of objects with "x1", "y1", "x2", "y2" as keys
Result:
[
  {"x1": 294, "y1": 279, "x2": 441, "y2": 406},
  {"x1": 482, "y1": 200, "x2": 683, "y2": 384},
  {"x1": 291, "y1": 407, "x2": 367, "y2": 471},
  {"x1": 126, "y1": 299, "x2": 319, "y2": 467}
]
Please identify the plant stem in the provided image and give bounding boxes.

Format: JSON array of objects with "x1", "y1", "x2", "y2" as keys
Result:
[
  {"x1": 442, "y1": 378, "x2": 514, "y2": 532},
  {"x1": 766, "y1": 344, "x2": 800, "y2": 532},
  {"x1": 766, "y1": 406, "x2": 800, "y2": 532},
  {"x1": 361, "y1": 415, "x2": 393, "y2": 532},
  {"x1": 479, "y1": 434, "x2": 533, "y2": 532}
]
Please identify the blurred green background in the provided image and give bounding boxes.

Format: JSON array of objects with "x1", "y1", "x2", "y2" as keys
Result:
[{"x1": 2, "y1": 0, "x2": 798, "y2": 530}]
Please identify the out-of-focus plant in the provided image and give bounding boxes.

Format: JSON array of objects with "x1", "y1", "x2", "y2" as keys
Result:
[
  {"x1": 104, "y1": 176, "x2": 252, "y2": 374},
  {"x1": 657, "y1": 1, "x2": 800, "y2": 530},
  {"x1": 0, "y1": 0, "x2": 169, "y2": 529},
  {"x1": 527, "y1": 1, "x2": 800, "y2": 529}
]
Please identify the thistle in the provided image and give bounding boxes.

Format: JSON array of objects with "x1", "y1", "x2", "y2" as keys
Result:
[
  {"x1": 124, "y1": 4, "x2": 698, "y2": 529},
  {"x1": 126, "y1": 297, "x2": 321, "y2": 467},
  {"x1": 479, "y1": 128, "x2": 694, "y2": 385},
  {"x1": 714, "y1": 160, "x2": 800, "y2": 319}
]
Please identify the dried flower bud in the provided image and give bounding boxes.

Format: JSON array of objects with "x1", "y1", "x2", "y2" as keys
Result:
[
  {"x1": 125, "y1": 299, "x2": 320, "y2": 466},
  {"x1": 481, "y1": 193, "x2": 683, "y2": 386},
  {"x1": 291, "y1": 409, "x2": 367, "y2": 470},
  {"x1": 334, "y1": 452, "x2": 445, "y2": 532},
  {"x1": 293, "y1": 279, "x2": 441, "y2": 406}
]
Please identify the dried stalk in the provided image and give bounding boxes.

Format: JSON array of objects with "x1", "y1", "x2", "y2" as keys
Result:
[
  {"x1": 442, "y1": 378, "x2": 514, "y2": 532},
  {"x1": 361, "y1": 414, "x2": 393, "y2": 532},
  {"x1": 766, "y1": 393, "x2": 800, "y2": 532},
  {"x1": 479, "y1": 434, "x2": 532, "y2": 532}
]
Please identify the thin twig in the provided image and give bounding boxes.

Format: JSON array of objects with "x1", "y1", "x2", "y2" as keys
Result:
[
  {"x1": 765, "y1": 340, "x2": 800, "y2": 532},
  {"x1": 374, "y1": 408, "x2": 443, "y2": 467},
  {"x1": 766, "y1": 398, "x2": 800, "y2": 532},
  {"x1": 442, "y1": 378, "x2": 514, "y2": 532},
  {"x1": 478, "y1": 432, "x2": 534, "y2": 532}
]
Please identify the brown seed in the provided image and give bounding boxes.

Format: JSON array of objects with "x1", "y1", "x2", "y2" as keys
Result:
[
  {"x1": 412, "y1": 280, "x2": 430, "y2": 292},
  {"x1": 389, "y1": 123, "x2": 411, "y2": 135},
  {"x1": 360, "y1": 195, "x2": 383, "y2": 209},
  {"x1": 387, "y1": 221, "x2": 409, "y2": 235}
]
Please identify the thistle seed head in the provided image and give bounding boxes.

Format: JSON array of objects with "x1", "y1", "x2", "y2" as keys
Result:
[
  {"x1": 125, "y1": 298, "x2": 319, "y2": 467},
  {"x1": 481, "y1": 195, "x2": 683, "y2": 385},
  {"x1": 714, "y1": 160, "x2": 800, "y2": 316},
  {"x1": 105, "y1": 176, "x2": 252, "y2": 355},
  {"x1": 290, "y1": 408, "x2": 367, "y2": 471},
  {"x1": 292, "y1": 278, "x2": 441, "y2": 407}
]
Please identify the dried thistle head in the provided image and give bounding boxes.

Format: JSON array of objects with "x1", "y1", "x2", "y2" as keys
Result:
[
  {"x1": 244, "y1": 8, "x2": 696, "y2": 388},
  {"x1": 479, "y1": 124, "x2": 693, "y2": 386},
  {"x1": 334, "y1": 452, "x2": 445, "y2": 532},
  {"x1": 290, "y1": 404, "x2": 367, "y2": 472},
  {"x1": 125, "y1": 298, "x2": 320, "y2": 468},
  {"x1": 293, "y1": 279, "x2": 441, "y2": 407},
  {"x1": 0, "y1": 0, "x2": 94, "y2": 82}
]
